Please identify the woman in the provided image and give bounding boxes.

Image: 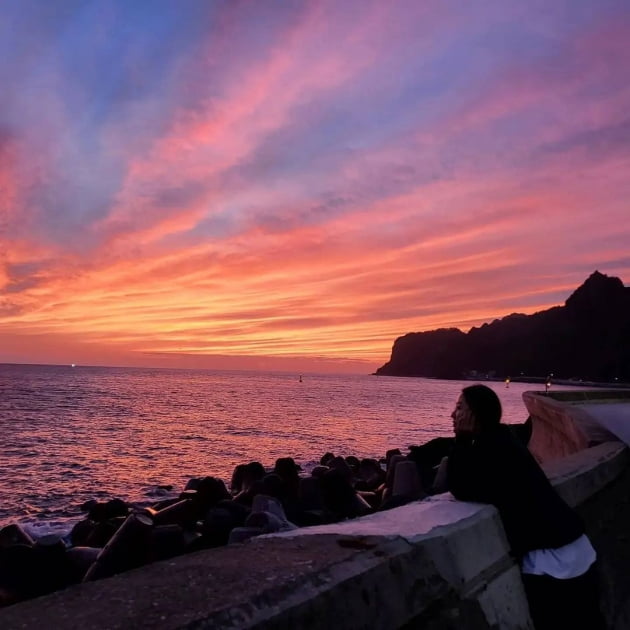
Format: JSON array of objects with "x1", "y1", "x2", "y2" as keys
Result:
[{"x1": 447, "y1": 384, "x2": 603, "y2": 629}]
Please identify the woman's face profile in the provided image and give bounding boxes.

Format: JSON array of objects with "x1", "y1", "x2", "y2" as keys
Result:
[{"x1": 451, "y1": 394, "x2": 475, "y2": 434}]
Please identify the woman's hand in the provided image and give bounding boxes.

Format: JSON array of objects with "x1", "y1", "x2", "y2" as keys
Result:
[
  {"x1": 452, "y1": 395, "x2": 478, "y2": 435},
  {"x1": 454, "y1": 409, "x2": 477, "y2": 434}
]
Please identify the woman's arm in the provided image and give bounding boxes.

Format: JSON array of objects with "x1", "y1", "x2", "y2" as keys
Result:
[{"x1": 446, "y1": 436, "x2": 494, "y2": 502}]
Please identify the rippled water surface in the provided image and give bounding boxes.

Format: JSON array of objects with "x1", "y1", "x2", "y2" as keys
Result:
[{"x1": 1, "y1": 364, "x2": 556, "y2": 533}]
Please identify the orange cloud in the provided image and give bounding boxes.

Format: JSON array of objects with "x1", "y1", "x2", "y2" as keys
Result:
[{"x1": 3, "y1": 3, "x2": 630, "y2": 371}]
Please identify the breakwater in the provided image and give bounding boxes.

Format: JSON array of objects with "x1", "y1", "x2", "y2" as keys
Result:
[
  {"x1": 2, "y1": 391, "x2": 630, "y2": 629},
  {"x1": 0, "y1": 435, "x2": 454, "y2": 607}
]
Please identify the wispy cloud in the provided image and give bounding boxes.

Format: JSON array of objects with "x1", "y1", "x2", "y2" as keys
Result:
[{"x1": 1, "y1": 0, "x2": 629, "y2": 370}]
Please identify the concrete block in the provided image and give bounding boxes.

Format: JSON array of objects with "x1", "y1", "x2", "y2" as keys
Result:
[
  {"x1": 475, "y1": 564, "x2": 533, "y2": 630},
  {"x1": 419, "y1": 506, "x2": 511, "y2": 590},
  {"x1": 545, "y1": 442, "x2": 629, "y2": 506}
]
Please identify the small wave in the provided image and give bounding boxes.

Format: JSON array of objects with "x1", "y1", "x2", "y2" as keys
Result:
[
  {"x1": 5, "y1": 449, "x2": 38, "y2": 457},
  {"x1": 141, "y1": 484, "x2": 177, "y2": 499},
  {"x1": 22, "y1": 518, "x2": 76, "y2": 541}
]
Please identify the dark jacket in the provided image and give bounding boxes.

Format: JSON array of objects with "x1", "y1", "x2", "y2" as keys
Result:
[{"x1": 447, "y1": 425, "x2": 584, "y2": 559}]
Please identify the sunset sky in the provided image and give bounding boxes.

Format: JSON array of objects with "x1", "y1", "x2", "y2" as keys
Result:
[{"x1": 1, "y1": 0, "x2": 629, "y2": 373}]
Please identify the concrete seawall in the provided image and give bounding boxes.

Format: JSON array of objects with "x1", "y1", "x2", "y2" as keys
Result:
[
  {"x1": 2, "y1": 438, "x2": 628, "y2": 630},
  {"x1": 523, "y1": 389, "x2": 630, "y2": 464}
]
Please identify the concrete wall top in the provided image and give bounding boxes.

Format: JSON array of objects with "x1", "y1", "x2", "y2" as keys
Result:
[
  {"x1": 577, "y1": 402, "x2": 630, "y2": 445},
  {"x1": 270, "y1": 494, "x2": 489, "y2": 542},
  {"x1": 544, "y1": 441, "x2": 628, "y2": 506}
]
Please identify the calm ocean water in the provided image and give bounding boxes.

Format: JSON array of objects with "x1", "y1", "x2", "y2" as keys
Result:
[{"x1": 0, "y1": 364, "x2": 565, "y2": 536}]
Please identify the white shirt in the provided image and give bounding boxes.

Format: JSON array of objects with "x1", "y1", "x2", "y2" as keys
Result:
[{"x1": 521, "y1": 534, "x2": 596, "y2": 579}]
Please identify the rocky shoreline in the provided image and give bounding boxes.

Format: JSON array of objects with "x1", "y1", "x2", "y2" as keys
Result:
[
  {"x1": 1, "y1": 414, "x2": 537, "y2": 610},
  {"x1": 0, "y1": 437, "x2": 455, "y2": 608},
  {"x1": 375, "y1": 271, "x2": 630, "y2": 382}
]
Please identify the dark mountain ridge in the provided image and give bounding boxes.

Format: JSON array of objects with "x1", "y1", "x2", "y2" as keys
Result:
[{"x1": 375, "y1": 271, "x2": 630, "y2": 381}]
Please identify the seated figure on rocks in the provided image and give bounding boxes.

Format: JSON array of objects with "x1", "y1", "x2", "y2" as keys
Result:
[{"x1": 446, "y1": 384, "x2": 603, "y2": 630}]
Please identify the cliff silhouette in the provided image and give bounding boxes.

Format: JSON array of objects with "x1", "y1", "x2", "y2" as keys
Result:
[{"x1": 375, "y1": 271, "x2": 630, "y2": 381}]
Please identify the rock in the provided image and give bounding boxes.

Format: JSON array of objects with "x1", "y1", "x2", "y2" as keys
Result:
[{"x1": 375, "y1": 271, "x2": 630, "y2": 381}]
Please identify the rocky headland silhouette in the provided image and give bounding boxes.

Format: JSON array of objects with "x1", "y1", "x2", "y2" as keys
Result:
[{"x1": 375, "y1": 271, "x2": 630, "y2": 382}]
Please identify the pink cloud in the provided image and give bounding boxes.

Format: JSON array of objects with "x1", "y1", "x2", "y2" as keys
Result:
[{"x1": 3, "y1": 2, "x2": 630, "y2": 370}]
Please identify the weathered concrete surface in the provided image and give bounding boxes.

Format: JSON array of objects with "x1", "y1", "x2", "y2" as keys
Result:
[
  {"x1": 523, "y1": 390, "x2": 630, "y2": 463},
  {"x1": 543, "y1": 440, "x2": 630, "y2": 630},
  {"x1": 0, "y1": 525, "x2": 528, "y2": 630},
  {"x1": 578, "y1": 402, "x2": 630, "y2": 445},
  {"x1": 544, "y1": 441, "x2": 629, "y2": 507},
  {"x1": 271, "y1": 499, "x2": 531, "y2": 629},
  {"x1": 0, "y1": 536, "x2": 411, "y2": 629},
  {"x1": 575, "y1": 461, "x2": 630, "y2": 630}
]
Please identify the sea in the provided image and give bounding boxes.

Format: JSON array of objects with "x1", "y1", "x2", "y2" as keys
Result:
[{"x1": 0, "y1": 363, "x2": 574, "y2": 538}]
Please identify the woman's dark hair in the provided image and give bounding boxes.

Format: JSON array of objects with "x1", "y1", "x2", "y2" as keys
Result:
[{"x1": 462, "y1": 384, "x2": 502, "y2": 430}]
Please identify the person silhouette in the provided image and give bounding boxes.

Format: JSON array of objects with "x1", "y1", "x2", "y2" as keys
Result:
[{"x1": 446, "y1": 384, "x2": 603, "y2": 629}]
